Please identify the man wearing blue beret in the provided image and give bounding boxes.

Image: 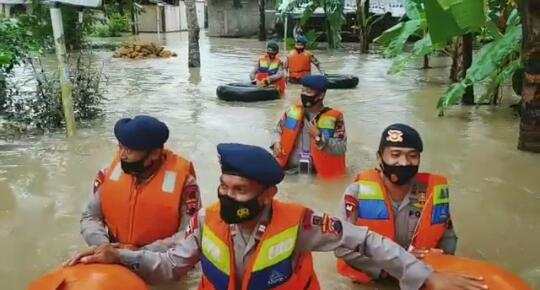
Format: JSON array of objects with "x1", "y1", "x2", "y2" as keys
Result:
[
  {"x1": 80, "y1": 115, "x2": 201, "y2": 252},
  {"x1": 271, "y1": 75, "x2": 347, "y2": 178},
  {"x1": 68, "y1": 143, "x2": 485, "y2": 290}
]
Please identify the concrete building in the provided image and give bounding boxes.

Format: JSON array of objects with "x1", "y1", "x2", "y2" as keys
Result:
[
  {"x1": 206, "y1": 0, "x2": 274, "y2": 37},
  {"x1": 137, "y1": 1, "x2": 206, "y2": 33},
  {"x1": 0, "y1": 0, "x2": 31, "y2": 17}
]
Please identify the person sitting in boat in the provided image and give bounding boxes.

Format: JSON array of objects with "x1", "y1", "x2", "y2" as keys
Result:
[
  {"x1": 286, "y1": 36, "x2": 323, "y2": 83},
  {"x1": 336, "y1": 123, "x2": 458, "y2": 283},
  {"x1": 80, "y1": 115, "x2": 201, "y2": 252},
  {"x1": 271, "y1": 75, "x2": 346, "y2": 179},
  {"x1": 249, "y1": 41, "x2": 286, "y2": 95}
]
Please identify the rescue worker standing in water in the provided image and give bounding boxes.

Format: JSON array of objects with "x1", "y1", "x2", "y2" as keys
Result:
[
  {"x1": 249, "y1": 41, "x2": 287, "y2": 95},
  {"x1": 286, "y1": 36, "x2": 323, "y2": 83},
  {"x1": 271, "y1": 75, "x2": 346, "y2": 178},
  {"x1": 336, "y1": 123, "x2": 458, "y2": 283},
  {"x1": 66, "y1": 143, "x2": 486, "y2": 290},
  {"x1": 80, "y1": 115, "x2": 201, "y2": 252}
]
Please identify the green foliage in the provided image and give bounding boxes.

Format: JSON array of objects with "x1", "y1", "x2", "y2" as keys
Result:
[
  {"x1": 286, "y1": 30, "x2": 320, "y2": 50},
  {"x1": 0, "y1": 18, "x2": 42, "y2": 74},
  {"x1": 437, "y1": 10, "x2": 522, "y2": 115},
  {"x1": 424, "y1": 0, "x2": 485, "y2": 45},
  {"x1": 373, "y1": 0, "x2": 433, "y2": 73},
  {"x1": 2, "y1": 52, "x2": 106, "y2": 130},
  {"x1": 277, "y1": 0, "x2": 345, "y2": 49},
  {"x1": 94, "y1": 12, "x2": 130, "y2": 37},
  {"x1": 24, "y1": 0, "x2": 98, "y2": 50}
]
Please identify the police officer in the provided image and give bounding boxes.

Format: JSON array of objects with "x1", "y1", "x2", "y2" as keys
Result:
[
  {"x1": 285, "y1": 36, "x2": 323, "y2": 83},
  {"x1": 336, "y1": 123, "x2": 458, "y2": 283},
  {"x1": 80, "y1": 115, "x2": 201, "y2": 252},
  {"x1": 271, "y1": 75, "x2": 346, "y2": 178},
  {"x1": 67, "y1": 143, "x2": 485, "y2": 290},
  {"x1": 249, "y1": 41, "x2": 286, "y2": 95}
]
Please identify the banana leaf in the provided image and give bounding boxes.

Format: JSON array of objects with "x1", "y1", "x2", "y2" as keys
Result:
[
  {"x1": 424, "y1": 0, "x2": 485, "y2": 45},
  {"x1": 375, "y1": 19, "x2": 424, "y2": 58},
  {"x1": 437, "y1": 19, "x2": 522, "y2": 114},
  {"x1": 477, "y1": 58, "x2": 522, "y2": 104}
]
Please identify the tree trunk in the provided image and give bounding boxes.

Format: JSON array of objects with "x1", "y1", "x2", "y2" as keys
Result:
[
  {"x1": 461, "y1": 33, "x2": 474, "y2": 105},
  {"x1": 258, "y1": 0, "x2": 266, "y2": 41},
  {"x1": 129, "y1": 0, "x2": 137, "y2": 35},
  {"x1": 357, "y1": 0, "x2": 369, "y2": 53},
  {"x1": 450, "y1": 35, "x2": 474, "y2": 104},
  {"x1": 423, "y1": 55, "x2": 430, "y2": 69},
  {"x1": 185, "y1": 0, "x2": 200, "y2": 68},
  {"x1": 518, "y1": 0, "x2": 540, "y2": 152}
]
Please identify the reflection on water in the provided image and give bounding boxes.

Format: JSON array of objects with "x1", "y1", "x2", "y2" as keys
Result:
[{"x1": 0, "y1": 32, "x2": 539, "y2": 289}]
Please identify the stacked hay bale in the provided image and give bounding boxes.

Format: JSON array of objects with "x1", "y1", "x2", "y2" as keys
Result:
[{"x1": 113, "y1": 42, "x2": 177, "y2": 59}]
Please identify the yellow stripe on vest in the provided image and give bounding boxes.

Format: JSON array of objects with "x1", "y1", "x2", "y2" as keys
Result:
[
  {"x1": 357, "y1": 181, "x2": 385, "y2": 200},
  {"x1": 252, "y1": 225, "x2": 298, "y2": 272},
  {"x1": 202, "y1": 226, "x2": 231, "y2": 275},
  {"x1": 317, "y1": 115, "x2": 336, "y2": 130},
  {"x1": 433, "y1": 185, "x2": 450, "y2": 205}
]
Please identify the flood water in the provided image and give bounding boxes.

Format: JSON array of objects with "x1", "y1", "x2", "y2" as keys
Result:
[{"x1": 1, "y1": 32, "x2": 539, "y2": 290}]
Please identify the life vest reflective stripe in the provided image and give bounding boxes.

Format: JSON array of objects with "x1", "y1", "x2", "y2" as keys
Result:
[
  {"x1": 257, "y1": 54, "x2": 282, "y2": 75},
  {"x1": 288, "y1": 50, "x2": 312, "y2": 80},
  {"x1": 277, "y1": 104, "x2": 345, "y2": 179},
  {"x1": 256, "y1": 54, "x2": 286, "y2": 95},
  {"x1": 199, "y1": 200, "x2": 321, "y2": 290},
  {"x1": 336, "y1": 169, "x2": 450, "y2": 283},
  {"x1": 101, "y1": 150, "x2": 194, "y2": 247}
]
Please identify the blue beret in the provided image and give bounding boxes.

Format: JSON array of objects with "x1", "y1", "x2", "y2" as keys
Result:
[
  {"x1": 217, "y1": 143, "x2": 284, "y2": 186},
  {"x1": 300, "y1": 75, "x2": 328, "y2": 92},
  {"x1": 379, "y1": 123, "x2": 423, "y2": 152},
  {"x1": 114, "y1": 115, "x2": 169, "y2": 150}
]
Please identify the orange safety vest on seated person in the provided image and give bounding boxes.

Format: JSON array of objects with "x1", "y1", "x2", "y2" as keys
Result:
[
  {"x1": 198, "y1": 200, "x2": 321, "y2": 290},
  {"x1": 101, "y1": 149, "x2": 194, "y2": 247},
  {"x1": 256, "y1": 54, "x2": 286, "y2": 95},
  {"x1": 276, "y1": 104, "x2": 345, "y2": 179},
  {"x1": 336, "y1": 169, "x2": 450, "y2": 283},
  {"x1": 287, "y1": 50, "x2": 312, "y2": 80}
]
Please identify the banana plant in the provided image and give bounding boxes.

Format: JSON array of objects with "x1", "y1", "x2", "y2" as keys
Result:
[
  {"x1": 372, "y1": 0, "x2": 438, "y2": 73},
  {"x1": 437, "y1": 9, "x2": 522, "y2": 115},
  {"x1": 276, "y1": 0, "x2": 345, "y2": 49}
]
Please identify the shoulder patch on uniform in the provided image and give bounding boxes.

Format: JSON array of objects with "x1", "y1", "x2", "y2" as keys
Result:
[
  {"x1": 92, "y1": 169, "x2": 107, "y2": 195},
  {"x1": 302, "y1": 208, "x2": 314, "y2": 230},
  {"x1": 185, "y1": 212, "x2": 199, "y2": 238},
  {"x1": 344, "y1": 195, "x2": 358, "y2": 218},
  {"x1": 321, "y1": 214, "x2": 342, "y2": 236},
  {"x1": 184, "y1": 184, "x2": 201, "y2": 216}
]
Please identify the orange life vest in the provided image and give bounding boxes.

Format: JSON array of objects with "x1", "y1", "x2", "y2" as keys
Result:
[
  {"x1": 198, "y1": 200, "x2": 321, "y2": 290},
  {"x1": 256, "y1": 54, "x2": 286, "y2": 95},
  {"x1": 336, "y1": 169, "x2": 450, "y2": 283},
  {"x1": 276, "y1": 104, "x2": 345, "y2": 179},
  {"x1": 287, "y1": 50, "x2": 312, "y2": 81},
  {"x1": 101, "y1": 149, "x2": 194, "y2": 247}
]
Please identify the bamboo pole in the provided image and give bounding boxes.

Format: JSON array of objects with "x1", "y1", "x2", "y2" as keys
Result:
[{"x1": 49, "y1": 2, "x2": 76, "y2": 136}]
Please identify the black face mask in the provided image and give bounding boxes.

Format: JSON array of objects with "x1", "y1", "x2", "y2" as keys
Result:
[
  {"x1": 218, "y1": 193, "x2": 263, "y2": 224},
  {"x1": 121, "y1": 153, "x2": 151, "y2": 176},
  {"x1": 301, "y1": 93, "x2": 320, "y2": 108},
  {"x1": 296, "y1": 47, "x2": 305, "y2": 53},
  {"x1": 380, "y1": 160, "x2": 419, "y2": 185}
]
